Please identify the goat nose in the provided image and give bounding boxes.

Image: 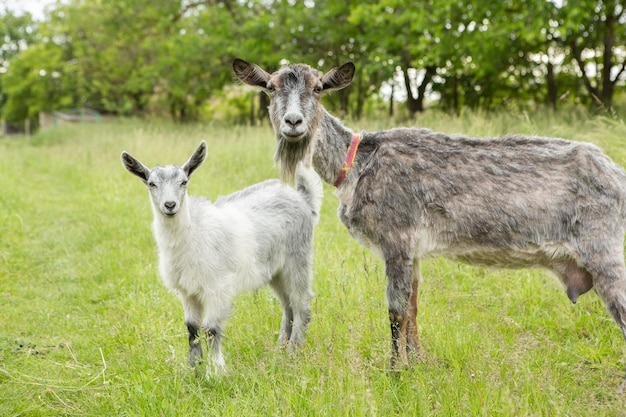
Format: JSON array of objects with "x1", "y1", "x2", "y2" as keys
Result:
[
  {"x1": 284, "y1": 112, "x2": 303, "y2": 128},
  {"x1": 164, "y1": 201, "x2": 176, "y2": 210}
]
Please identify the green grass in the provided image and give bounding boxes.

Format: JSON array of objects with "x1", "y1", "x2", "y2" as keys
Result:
[{"x1": 1, "y1": 112, "x2": 626, "y2": 416}]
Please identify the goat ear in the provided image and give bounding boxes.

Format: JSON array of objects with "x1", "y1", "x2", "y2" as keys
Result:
[
  {"x1": 233, "y1": 58, "x2": 271, "y2": 90},
  {"x1": 121, "y1": 152, "x2": 150, "y2": 183},
  {"x1": 321, "y1": 62, "x2": 355, "y2": 93},
  {"x1": 183, "y1": 141, "x2": 207, "y2": 178}
]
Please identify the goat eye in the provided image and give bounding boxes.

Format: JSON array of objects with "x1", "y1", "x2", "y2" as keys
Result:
[
  {"x1": 181, "y1": 180, "x2": 188, "y2": 187},
  {"x1": 314, "y1": 86, "x2": 322, "y2": 94},
  {"x1": 148, "y1": 182, "x2": 156, "y2": 188}
]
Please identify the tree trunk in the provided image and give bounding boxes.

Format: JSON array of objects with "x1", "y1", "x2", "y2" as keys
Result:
[
  {"x1": 402, "y1": 66, "x2": 435, "y2": 117},
  {"x1": 257, "y1": 92, "x2": 269, "y2": 124},
  {"x1": 600, "y1": 7, "x2": 616, "y2": 109},
  {"x1": 570, "y1": 42, "x2": 602, "y2": 106},
  {"x1": 546, "y1": 61, "x2": 557, "y2": 111},
  {"x1": 249, "y1": 94, "x2": 255, "y2": 126},
  {"x1": 449, "y1": 76, "x2": 459, "y2": 114},
  {"x1": 389, "y1": 82, "x2": 394, "y2": 118},
  {"x1": 569, "y1": 3, "x2": 625, "y2": 111},
  {"x1": 355, "y1": 74, "x2": 365, "y2": 120},
  {"x1": 338, "y1": 87, "x2": 350, "y2": 116}
]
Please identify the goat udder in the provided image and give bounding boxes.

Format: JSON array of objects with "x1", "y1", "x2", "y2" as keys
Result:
[{"x1": 563, "y1": 267, "x2": 594, "y2": 304}]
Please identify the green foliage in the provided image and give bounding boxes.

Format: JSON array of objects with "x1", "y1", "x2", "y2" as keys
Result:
[
  {"x1": 1, "y1": 113, "x2": 626, "y2": 415},
  {"x1": 0, "y1": 10, "x2": 38, "y2": 114},
  {"x1": 557, "y1": 0, "x2": 626, "y2": 109},
  {"x1": 2, "y1": 41, "x2": 78, "y2": 123},
  {"x1": 0, "y1": 1, "x2": 625, "y2": 123}
]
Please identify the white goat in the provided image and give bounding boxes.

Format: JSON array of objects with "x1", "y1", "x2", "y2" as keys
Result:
[{"x1": 121, "y1": 141, "x2": 322, "y2": 372}]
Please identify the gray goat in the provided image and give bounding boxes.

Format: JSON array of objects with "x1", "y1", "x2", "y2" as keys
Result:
[
  {"x1": 233, "y1": 58, "x2": 626, "y2": 382},
  {"x1": 121, "y1": 141, "x2": 322, "y2": 372}
]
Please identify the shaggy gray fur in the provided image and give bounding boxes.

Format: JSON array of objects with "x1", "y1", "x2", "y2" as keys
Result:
[
  {"x1": 234, "y1": 59, "x2": 626, "y2": 382},
  {"x1": 121, "y1": 141, "x2": 323, "y2": 372}
]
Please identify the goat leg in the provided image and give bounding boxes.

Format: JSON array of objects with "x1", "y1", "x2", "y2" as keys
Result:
[
  {"x1": 405, "y1": 259, "x2": 423, "y2": 361},
  {"x1": 186, "y1": 322, "x2": 203, "y2": 367},
  {"x1": 405, "y1": 278, "x2": 422, "y2": 360},
  {"x1": 385, "y1": 253, "x2": 413, "y2": 369},
  {"x1": 206, "y1": 327, "x2": 226, "y2": 373},
  {"x1": 583, "y1": 252, "x2": 626, "y2": 389},
  {"x1": 389, "y1": 310, "x2": 409, "y2": 369}
]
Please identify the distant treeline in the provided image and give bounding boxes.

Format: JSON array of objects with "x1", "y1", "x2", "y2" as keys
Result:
[{"x1": 0, "y1": 0, "x2": 624, "y2": 125}]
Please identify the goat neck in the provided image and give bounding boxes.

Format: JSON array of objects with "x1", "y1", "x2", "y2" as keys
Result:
[
  {"x1": 151, "y1": 195, "x2": 193, "y2": 245},
  {"x1": 308, "y1": 110, "x2": 356, "y2": 185}
]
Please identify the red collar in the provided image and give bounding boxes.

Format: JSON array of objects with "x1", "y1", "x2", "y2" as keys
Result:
[{"x1": 334, "y1": 133, "x2": 362, "y2": 188}]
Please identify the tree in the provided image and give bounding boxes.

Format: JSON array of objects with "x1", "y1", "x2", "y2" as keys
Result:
[
  {"x1": 349, "y1": 0, "x2": 435, "y2": 117},
  {"x1": 558, "y1": 0, "x2": 626, "y2": 110},
  {"x1": 56, "y1": 0, "x2": 182, "y2": 114},
  {"x1": 1, "y1": 0, "x2": 623, "y2": 122},
  {"x1": 2, "y1": 41, "x2": 79, "y2": 123},
  {"x1": 0, "y1": 9, "x2": 38, "y2": 119}
]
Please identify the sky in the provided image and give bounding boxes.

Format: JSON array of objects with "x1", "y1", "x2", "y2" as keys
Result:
[{"x1": 3, "y1": 0, "x2": 56, "y2": 20}]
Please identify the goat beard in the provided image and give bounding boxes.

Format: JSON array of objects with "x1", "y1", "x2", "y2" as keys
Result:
[{"x1": 274, "y1": 130, "x2": 316, "y2": 185}]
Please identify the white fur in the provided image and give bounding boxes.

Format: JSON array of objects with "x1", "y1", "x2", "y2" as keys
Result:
[{"x1": 121, "y1": 141, "x2": 322, "y2": 373}]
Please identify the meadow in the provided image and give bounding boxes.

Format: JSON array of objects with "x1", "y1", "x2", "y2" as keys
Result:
[{"x1": 1, "y1": 110, "x2": 626, "y2": 416}]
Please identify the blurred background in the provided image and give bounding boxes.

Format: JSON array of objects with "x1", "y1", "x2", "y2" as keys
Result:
[{"x1": 0, "y1": 0, "x2": 624, "y2": 132}]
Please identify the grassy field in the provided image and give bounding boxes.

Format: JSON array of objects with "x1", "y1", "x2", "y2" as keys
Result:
[{"x1": 1, "y1": 111, "x2": 626, "y2": 416}]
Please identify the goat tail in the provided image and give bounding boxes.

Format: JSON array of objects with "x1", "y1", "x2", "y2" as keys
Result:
[{"x1": 295, "y1": 163, "x2": 324, "y2": 222}]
